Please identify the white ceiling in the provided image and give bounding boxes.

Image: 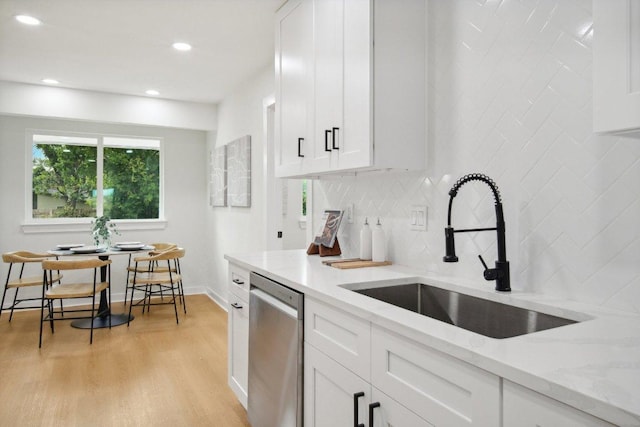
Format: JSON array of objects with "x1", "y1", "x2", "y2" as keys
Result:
[{"x1": 0, "y1": 0, "x2": 283, "y2": 104}]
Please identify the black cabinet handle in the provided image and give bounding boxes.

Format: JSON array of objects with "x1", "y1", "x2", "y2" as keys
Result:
[
  {"x1": 298, "y1": 137, "x2": 304, "y2": 157},
  {"x1": 325, "y1": 130, "x2": 332, "y2": 152},
  {"x1": 232, "y1": 278, "x2": 244, "y2": 285},
  {"x1": 231, "y1": 302, "x2": 243, "y2": 309},
  {"x1": 332, "y1": 127, "x2": 340, "y2": 149},
  {"x1": 369, "y1": 402, "x2": 380, "y2": 427},
  {"x1": 353, "y1": 392, "x2": 365, "y2": 427}
]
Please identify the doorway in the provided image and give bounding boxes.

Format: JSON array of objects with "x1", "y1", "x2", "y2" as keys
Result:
[{"x1": 263, "y1": 96, "x2": 308, "y2": 250}]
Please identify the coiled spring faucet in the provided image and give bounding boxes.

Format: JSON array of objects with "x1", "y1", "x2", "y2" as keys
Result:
[{"x1": 443, "y1": 173, "x2": 511, "y2": 292}]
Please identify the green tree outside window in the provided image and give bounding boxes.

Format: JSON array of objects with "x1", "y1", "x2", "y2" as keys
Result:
[
  {"x1": 31, "y1": 135, "x2": 161, "y2": 220},
  {"x1": 32, "y1": 144, "x2": 97, "y2": 218},
  {"x1": 104, "y1": 147, "x2": 159, "y2": 219}
]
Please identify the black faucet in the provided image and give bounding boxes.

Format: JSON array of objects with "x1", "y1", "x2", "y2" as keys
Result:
[{"x1": 443, "y1": 173, "x2": 511, "y2": 292}]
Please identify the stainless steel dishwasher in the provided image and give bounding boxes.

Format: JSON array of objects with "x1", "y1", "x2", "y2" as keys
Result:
[{"x1": 248, "y1": 272, "x2": 303, "y2": 427}]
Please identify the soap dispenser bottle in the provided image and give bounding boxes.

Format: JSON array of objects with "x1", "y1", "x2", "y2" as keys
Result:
[
  {"x1": 359, "y1": 217, "x2": 372, "y2": 260},
  {"x1": 371, "y1": 218, "x2": 386, "y2": 262}
]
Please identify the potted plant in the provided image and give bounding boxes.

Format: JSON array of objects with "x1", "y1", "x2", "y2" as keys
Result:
[{"x1": 91, "y1": 215, "x2": 119, "y2": 247}]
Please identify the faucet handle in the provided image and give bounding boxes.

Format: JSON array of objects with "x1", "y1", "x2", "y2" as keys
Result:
[
  {"x1": 478, "y1": 255, "x2": 499, "y2": 281},
  {"x1": 477, "y1": 254, "x2": 489, "y2": 270}
]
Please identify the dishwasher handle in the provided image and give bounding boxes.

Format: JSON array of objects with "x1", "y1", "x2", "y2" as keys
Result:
[{"x1": 250, "y1": 288, "x2": 298, "y2": 319}]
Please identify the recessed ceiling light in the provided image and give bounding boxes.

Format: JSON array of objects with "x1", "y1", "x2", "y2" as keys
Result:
[
  {"x1": 145, "y1": 89, "x2": 160, "y2": 96},
  {"x1": 42, "y1": 78, "x2": 59, "y2": 85},
  {"x1": 15, "y1": 15, "x2": 41, "y2": 26},
  {"x1": 172, "y1": 42, "x2": 192, "y2": 51}
]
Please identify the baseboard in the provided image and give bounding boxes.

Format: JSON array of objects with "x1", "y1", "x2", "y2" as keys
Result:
[
  {"x1": 205, "y1": 288, "x2": 228, "y2": 311},
  {"x1": 1, "y1": 286, "x2": 226, "y2": 312}
]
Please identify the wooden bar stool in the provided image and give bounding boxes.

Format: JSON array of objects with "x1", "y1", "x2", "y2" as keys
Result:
[
  {"x1": 128, "y1": 248, "x2": 185, "y2": 325},
  {"x1": 40, "y1": 258, "x2": 112, "y2": 347},
  {"x1": 124, "y1": 242, "x2": 178, "y2": 307},
  {"x1": 1, "y1": 251, "x2": 63, "y2": 321}
]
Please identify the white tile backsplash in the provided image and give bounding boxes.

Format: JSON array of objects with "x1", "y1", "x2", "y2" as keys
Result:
[{"x1": 313, "y1": 0, "x2": 640, "y2": 314}]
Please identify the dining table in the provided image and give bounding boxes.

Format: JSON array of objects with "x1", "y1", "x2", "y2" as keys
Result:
[{"x1": 47, "y1": 243, "x2": 155, "y2": 329}]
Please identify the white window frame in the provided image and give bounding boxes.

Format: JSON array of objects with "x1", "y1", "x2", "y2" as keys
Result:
[{"x1": 23, "y1": 129, "x2": 166, "y2": 233}]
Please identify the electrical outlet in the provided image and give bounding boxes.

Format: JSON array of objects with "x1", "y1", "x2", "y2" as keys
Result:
[
  {"x1": 345, "y1": 203, "x2": 354, "y2": 224},
  {"x1": 410, "y1": 205, "x2": 427, "y2": 231}
]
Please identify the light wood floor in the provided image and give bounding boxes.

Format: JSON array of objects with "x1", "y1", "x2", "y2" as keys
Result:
[{"x1": 0, "y1": 295, "x2": 250, "y2": 427}]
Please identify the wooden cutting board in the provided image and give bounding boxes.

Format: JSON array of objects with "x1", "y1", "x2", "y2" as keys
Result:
[
  {"x1": 321, "y1": 258, "x2": 361, "y2": 266},
  {"x1": 331, "y1": 260, "x2": 392, "y2": 269}
]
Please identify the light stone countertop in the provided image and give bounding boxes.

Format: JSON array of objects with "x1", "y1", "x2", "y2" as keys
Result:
[{"x1": 225, "y1": 249, "x2": 640, "y2": 426}]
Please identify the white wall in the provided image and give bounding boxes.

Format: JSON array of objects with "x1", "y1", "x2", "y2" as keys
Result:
[
  {"x1": 205, "y1": 65, "x2": 275, "y2": 305},
  {"x1": 314, "y1": 0, "x2": 640, "y2": 314},
  {"x1": 0, "y1": 114, "x2": 211, "y2": 303},
  {"x1": 0, "y1": 81, "x2": 218, "y2": 131}
]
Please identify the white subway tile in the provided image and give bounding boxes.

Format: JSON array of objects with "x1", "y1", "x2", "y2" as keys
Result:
[{"x1": 314, "y1": 0, "x2": 640, "y2": 313}]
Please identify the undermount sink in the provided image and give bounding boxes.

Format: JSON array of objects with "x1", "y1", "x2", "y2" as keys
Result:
[{"x1": 351, "y1": 283, "x2": 579, "y2": 339}]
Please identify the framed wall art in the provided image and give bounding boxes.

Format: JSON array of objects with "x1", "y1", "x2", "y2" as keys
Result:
[
  {"x1": 227, "y1": 135, "x2": 251, "y2": 207},
  {"x1": 209, "y1": 145, "x2": 227, "y2": 207}
]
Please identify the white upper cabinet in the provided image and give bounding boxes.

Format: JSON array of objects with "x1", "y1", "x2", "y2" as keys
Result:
[
  {"x1": 593, "y1": 0, "x2": 640, "y2": 136},
  {"x1": 313, "y1": 0, "x2": 372, "y2": 174},
  {"x1": 310, "y1": 0, "x2": 343, "y2": 173},
  {"x1": 275, "y1": 0, "x2": 313, "y2": 176},
  {"x1": 275, "y1": 0, "x2": 426, "y2": 178}
]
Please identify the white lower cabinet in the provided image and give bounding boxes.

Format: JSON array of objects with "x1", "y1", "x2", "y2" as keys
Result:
[
  {"x1": 371, "y1": 326, "x2": 500, "y2": 426},
  {"x1": 304, "y1": 298, "x2": 500, "y2": 426},
  {"x1": 503, "y1": 381, "x2": 616, "y2": 427},
  {"x1": 370, "y1": 387, "x2": 434, "y2": 427},
  {"x1": 304, "y1": 343, "x2": 371, "y2": 427},
  {"x1": 304, "y1": 344, "x2": 431, "y2": 427},
  {"x1": 227, "y1": 264, "x2": 250, "y2": 408},
  {"x1": 305, "y1": 298, "x2": 371, "y2": 381}
]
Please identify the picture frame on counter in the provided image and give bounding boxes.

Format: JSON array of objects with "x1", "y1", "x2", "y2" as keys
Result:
[{"x1": 313, "y1": 210, "x2": 343, "y2": 248}]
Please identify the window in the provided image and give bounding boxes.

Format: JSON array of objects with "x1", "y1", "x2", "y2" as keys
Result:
[
  {"x1": 30, "y1": 133, "x2": 161, "y2": 220},
  {"x1": 302, "y1": 179, "x2": 307, "y2": 216},
  {"x1": 102, "y1": 137, "x2": 160, "y2": 219}
]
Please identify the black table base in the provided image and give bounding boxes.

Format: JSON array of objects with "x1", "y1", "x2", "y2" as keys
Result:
[
  {"x1": 47, "y1": 249, "x2": 154, "y2": 331},
  {"x1": 71, "y1": 313, "x2": 134, "y2": 329}
]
